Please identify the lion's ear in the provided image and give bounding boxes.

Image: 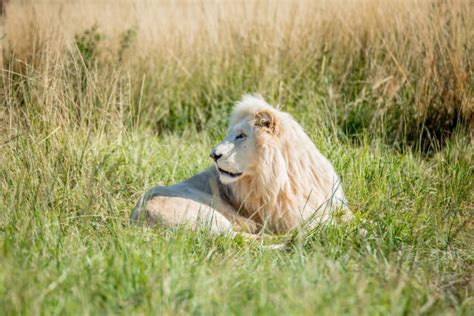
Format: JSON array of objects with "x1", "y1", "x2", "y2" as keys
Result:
[{"x1": 255, "y1": 110, "x2": 278, "y2": 134}]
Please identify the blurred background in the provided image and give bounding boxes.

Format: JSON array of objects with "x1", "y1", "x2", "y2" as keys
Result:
[{"x1": 1, "y1": 0, "x2": 472, "y2": 152}]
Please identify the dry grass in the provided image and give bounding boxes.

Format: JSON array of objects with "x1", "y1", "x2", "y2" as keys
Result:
[{"x1": 1, "y1": 0, "x2": 472, "y2": 149}]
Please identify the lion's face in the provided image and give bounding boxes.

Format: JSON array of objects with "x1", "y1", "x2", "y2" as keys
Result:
[{"x1": 210, "y1": 120, "x2": 258, "y2": 184}]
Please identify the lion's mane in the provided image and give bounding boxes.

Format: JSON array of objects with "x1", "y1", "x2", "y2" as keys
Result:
[{"x1": 220, "y1": 95, "x2": 347, "y2": 233}]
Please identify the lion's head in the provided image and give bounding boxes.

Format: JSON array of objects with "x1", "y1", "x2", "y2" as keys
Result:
[
  {"x1": 209, "y1": 96, "x2": 277, "y2": 184},
  {"x1": 210, "y1": 95, "x2": 348, "y2": 233}
]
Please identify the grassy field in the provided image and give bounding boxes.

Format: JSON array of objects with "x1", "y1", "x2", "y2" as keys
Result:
[{"x1": 1, "y1": 0, "x2": 473, "y2": 315}]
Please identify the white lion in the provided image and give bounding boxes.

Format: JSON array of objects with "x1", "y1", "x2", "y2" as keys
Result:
[{"x1": 131, "y1": 95, "x2": 352, "y2": 235}]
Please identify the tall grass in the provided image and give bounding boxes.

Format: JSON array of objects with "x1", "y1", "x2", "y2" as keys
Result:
[
  {"x1": 2, "y1": 0, "x2": 472, "y2": 149},
  {"x1": 0, "y1": 0, "x2": 473, "y2": 314}
]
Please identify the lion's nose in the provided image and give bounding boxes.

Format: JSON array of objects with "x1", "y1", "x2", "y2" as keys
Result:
[{"x1": 210, "y1": 150, "x2": 222, "y2": 162}]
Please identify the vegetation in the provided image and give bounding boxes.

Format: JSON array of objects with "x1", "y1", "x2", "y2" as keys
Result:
[{"x1": 0, "y1": 0, "x2": 472, "y2": 314}]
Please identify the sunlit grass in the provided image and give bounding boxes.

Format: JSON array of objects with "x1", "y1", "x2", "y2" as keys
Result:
[
  {"x1": 0, "y1": 0, "x2": 473, "y2": 314},
  {"x1": 0, "y1": 125, "x2": 472, "y2": 314}
]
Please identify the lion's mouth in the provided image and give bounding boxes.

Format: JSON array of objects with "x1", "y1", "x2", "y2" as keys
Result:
[{"x1": 218, "y1": 167, "x2": 242, "y2": 178}]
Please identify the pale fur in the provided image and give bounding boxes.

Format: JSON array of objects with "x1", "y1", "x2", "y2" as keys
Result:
[{"x1": 131, "y1": 95, "x2": 352, "y2": 235}]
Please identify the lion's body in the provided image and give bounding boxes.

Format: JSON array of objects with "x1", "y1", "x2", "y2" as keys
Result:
[
  {"x1": 131, "y1": 168, "x2": 256, "y2": 234},
  {"x1": 132, "y1": 95, "x2": 352, "y2": 235}
]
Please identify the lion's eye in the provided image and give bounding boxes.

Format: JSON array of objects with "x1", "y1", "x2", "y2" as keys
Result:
[{"x1": 236, "y1": 133, "x2": 247, "y2": 140}]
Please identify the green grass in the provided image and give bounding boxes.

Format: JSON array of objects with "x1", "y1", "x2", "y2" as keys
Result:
[
  {"x1": 0, "y1": 1, "x2": 472, "y2": 312},
  {"x1": 0, "y1": 121, "x2": 472, "y2": 315}
]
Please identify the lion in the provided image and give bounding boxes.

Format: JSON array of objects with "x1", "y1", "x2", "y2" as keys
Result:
[{"x1": 131, "y1": 95, "x2": 352, "y2": 236}]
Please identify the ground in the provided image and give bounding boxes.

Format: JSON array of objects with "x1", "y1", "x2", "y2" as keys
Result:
[{"x1": 0, "y1": 127, "x2": 472, "y2": 315}]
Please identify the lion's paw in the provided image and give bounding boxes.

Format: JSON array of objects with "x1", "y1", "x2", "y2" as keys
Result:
[{"x1": 233, "y1": 217, "x2": 259, "y2": 234}]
